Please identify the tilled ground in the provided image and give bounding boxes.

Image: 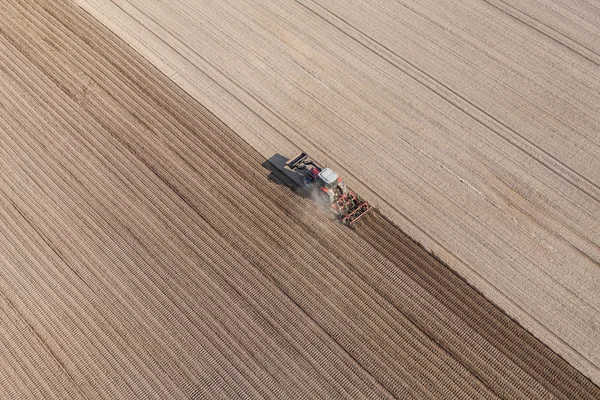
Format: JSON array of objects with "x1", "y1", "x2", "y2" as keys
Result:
[
  {"x1": 73, "y1": 0, "x2": 600, "y2": 381},
  {"x1": 0, "y1": 1, "x2": 598, "y2": 398}
]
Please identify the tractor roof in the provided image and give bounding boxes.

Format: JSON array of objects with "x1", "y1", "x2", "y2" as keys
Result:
[{"x1": 319, "y1": 168, "x2": 338, "y2": 185}]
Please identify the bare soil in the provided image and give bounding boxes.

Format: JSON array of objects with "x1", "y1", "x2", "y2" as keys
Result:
[
  {"x1": 0, "y1": 0, "x2": 598, "y2": 398},
  {"x1": 73, "y1": 0, "x2": 600, "y2": 382}
]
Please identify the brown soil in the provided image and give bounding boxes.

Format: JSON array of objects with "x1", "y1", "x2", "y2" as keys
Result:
[
  {"x1": 72, "y1": 0, "x2": 600, "y2": 381},
  {"x1": 0, "y1": 1, "x2": 598, "y2": 398}
]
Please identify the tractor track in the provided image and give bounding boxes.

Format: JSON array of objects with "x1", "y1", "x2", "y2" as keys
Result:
[
  {"x1": 0, "y1": 0, "x2": 599, "y2": 398},
  {"x1": 72, "y1": 0, "x2": 600, "y2": 381}
]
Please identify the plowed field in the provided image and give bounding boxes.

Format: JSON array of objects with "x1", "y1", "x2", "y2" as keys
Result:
[
  {"x1": 74, "y1": 0, "x2": 600, "y2": 382},
  {"x1": 0, "y1": 1, "x2": 598, "y2": 398}
]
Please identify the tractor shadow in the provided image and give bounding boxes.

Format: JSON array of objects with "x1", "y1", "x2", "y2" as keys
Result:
[
  {"x1": 262, "y1": 153, "x2": 337, "y2": 222},
  {"x1": 261, "y1": 153, "x2": 309, "y2": 198}
]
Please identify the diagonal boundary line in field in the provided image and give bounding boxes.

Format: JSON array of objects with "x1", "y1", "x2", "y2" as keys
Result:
[
  {"x1": 15, "y1": 3, "x2": 398, "y2": 395},
  {"x1": 30, "y1": 2, "x2": 563, "y2": 395},
  {"x1": 72, "y1": 0, "x2": 600, "y2": 381},
  {"x1": 74, "y1": 0, "x2": 463, "y2": 273},
  {"x1": 0, "y1": 17, "x2": 282, "y2": 397},
  {"x1": 294, "y1": 0, "x2": 600, "y2": 284},
  {"x1": 105, "y1": 0, "x2": 600, "y2": 271}
]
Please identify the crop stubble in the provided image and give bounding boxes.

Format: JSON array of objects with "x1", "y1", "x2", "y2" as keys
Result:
[{"x1": 0, "y1": 0, "x2": 598, "y2": 398}]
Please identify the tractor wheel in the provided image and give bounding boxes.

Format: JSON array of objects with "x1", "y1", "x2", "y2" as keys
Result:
[
  {"x1": 303, "y1": 175, "x2": 314, "y2": 188},
  {"x1": 317, "y1": 190, "x2": 331, "y2": 204}
]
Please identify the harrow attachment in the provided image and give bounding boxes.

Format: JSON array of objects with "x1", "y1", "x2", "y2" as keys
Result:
[{"x1": 332, "y1": 190, "x2": 373, "y2": 227}]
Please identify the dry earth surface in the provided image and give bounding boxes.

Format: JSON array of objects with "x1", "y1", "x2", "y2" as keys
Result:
[
  {"x1": 1, "y1": 0, "x2": 600, "y2": 398},
  {"x1": 73, "y1": 0, "x2": 600, "y2": 383}
]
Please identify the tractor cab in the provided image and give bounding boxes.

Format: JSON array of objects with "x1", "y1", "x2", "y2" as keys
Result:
[{"x1": 317, "y1": 168, "x2": 339, "y2": 189}]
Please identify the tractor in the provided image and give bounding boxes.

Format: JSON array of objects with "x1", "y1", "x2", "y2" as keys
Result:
[{"x1": 286, "y1": 152, "x2": 373, "y2": 226}]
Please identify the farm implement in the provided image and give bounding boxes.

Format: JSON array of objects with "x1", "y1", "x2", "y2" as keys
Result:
[{"x1": 286, "y1": 152, "x2": 373, "y2": 227}]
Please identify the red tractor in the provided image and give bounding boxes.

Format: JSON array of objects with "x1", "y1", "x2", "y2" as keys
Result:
[{"x1": 286, "y1": 152, "x2": 373, "y2": 227}]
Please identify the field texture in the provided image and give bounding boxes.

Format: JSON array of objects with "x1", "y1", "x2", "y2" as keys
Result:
[
  {"x1": 1, "y1": 0, "x2": 599, "y2": 398},
  {"x1": 74, "y1": 0, "x2": 600, "y2": 382}
]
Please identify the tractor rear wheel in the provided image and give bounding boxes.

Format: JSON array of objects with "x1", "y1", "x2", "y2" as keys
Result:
[{"x1": 317, "y1": 190, "x2": 331, "y2": 204}]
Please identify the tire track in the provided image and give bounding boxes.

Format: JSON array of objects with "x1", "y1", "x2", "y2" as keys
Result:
[{"x1": 0, "y1": 0, "x2": 599, "y2": 398}]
